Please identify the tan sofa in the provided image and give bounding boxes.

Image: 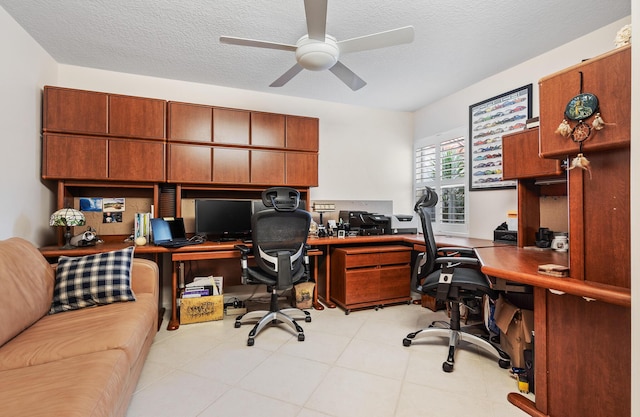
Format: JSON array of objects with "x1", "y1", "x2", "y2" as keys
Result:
[{"x1": 0, "y1": 237, "x2": 158, "y2": 417}]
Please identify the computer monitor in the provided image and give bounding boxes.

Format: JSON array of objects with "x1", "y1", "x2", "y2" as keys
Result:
[{"x1": 195, "y1": 199, "x2": 252, "y2": 241}]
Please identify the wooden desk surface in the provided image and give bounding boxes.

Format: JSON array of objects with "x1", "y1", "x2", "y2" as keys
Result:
[
  {"x1": 39, "y1": 233, "x2": 503, "y2": 259},
  {"x1": 476, "y1": 246, "x2": 630, "y2": 307}
]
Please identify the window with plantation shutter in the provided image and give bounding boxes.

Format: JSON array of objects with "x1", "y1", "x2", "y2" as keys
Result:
[{"x1": 414, "y1": 127, "x2": 468, "y2": 234}]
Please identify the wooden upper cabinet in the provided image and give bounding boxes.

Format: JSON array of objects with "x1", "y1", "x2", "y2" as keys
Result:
[
  {"x1": 502, "y1": 127, "x2": 562, "y2": 180},
  {"x1": 286, "y1": 116, "x2": 319, "y2": 151},
  {"x1": 286, "y1": 152, "x2": 318, "y2": 186},
  {"x1": 109, "y1": 95, "x2": 166, "y2": 139},
  {"x1": 213, "y1": 148, "x2": 250, "y2": 183},
  {"x1": 251, "y1": 112, "x2": 285, "y2": 148},
  {"x1": 43, "y1": 86, "x2": 108, "y2": 135},
  {"x1": 251, "y1": 150, "x2": 285, "y2": 185},
  {"x1": 167, "y1": 143, "x2": 212, "y2": 183},
  {"x1": 43, "y1": 86, "x2": 166, "y2": 140},
  {"x1": 42, "y1": 134, "x2": 108, "y2": 180},
  {"x1": 539, "y1": 45, "x2": 630, "y2": 158},
  {"x1": 213, "y1": 108, "x2": 250, "y2": 145},
  {"x1": 108, "y1": 139, "x2": 165, "y2": 181},
  {"x1": 167, "y1": 102, "x2": 212, "y2": 143}
]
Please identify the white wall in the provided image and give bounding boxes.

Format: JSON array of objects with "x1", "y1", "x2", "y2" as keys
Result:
[
  {"x1": 630, "y1": 5, "x2": 638, "y2": 416},
  {"x1": 414, "y1": 17, "x2": 631, "y2": 239},
  {"x1": 0, "y1": 7, "x2": 58, "y2": 245}
]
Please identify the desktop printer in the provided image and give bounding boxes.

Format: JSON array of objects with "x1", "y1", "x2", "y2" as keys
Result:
[
  {"x1": 390, "y1": 214, "x2": 420, "y2": 234},
  {"x1": 338, "y1": 210, "x2": 391, "y2": 235}
]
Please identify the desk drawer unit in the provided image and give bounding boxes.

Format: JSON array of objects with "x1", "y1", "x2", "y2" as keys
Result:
[{"x1": 330, "y1": 245, "x2": 411, "y2": 314}]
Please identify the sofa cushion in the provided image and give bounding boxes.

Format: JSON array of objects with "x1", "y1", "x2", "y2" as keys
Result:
[
  {"x1": 0, "y1": 350, "x2": 130, "y2": 417},
  {"x1": 50, "y1": 246, "x2": 136, "y2": 314},
  {"x1": 0, "y1": 238, "x2": 55, "y2": 347},
  {"x1": 0, "y1": 291, "x2": 156, "y2": 371}
]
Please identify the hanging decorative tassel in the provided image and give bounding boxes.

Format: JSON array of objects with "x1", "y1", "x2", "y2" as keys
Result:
[
  {"x1": 592, "y1": 112, "x2": 606, "y2": 130},
  {"x1": 555, "y1": 119, "x2": 572, "y2": 137},
  {"x1": 566, "y1": 153, "x2": 592, "y2": 179}
]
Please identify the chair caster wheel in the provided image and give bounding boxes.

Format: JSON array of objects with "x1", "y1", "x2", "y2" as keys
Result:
[
  {"x1": 402, "y1": 338, "x2": 412, "y2": 347},
  {"x1": 305, "y1": 316, "x2": 312, "y2": 323},
  {"x1": 442, "y1": 362, "x2": 454, "y2": 373},
  {"x1": 499, "y1": 359, "x2": 511, "y2": 369},
  {"x1": 298, "y1": 334, "x2": 305, "y2": 342},
  {"x1": 345, "y1": 310, "x2": 350, "y2": 315},
  {"x1": 247, "y1": 338, "x2": 254, "y2": 346},
  {"x1": 234, "y1": 321, "x2": 241, "y2": 328}
]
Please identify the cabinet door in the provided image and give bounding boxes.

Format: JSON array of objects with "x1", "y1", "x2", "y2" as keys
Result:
[
  {"x1": 168, "y1": 102, "x2": 212, "y2": 143},
  {"x1": 286, "y1": 116, "x2": 319, "y2": 151},
  {"x1": 502, "y1": 128, "x2": 562, "y2": 179},
  {"x1": 167, "y1": 143, "x2": 212, "y2": 183},
  {"x1": 251, "y1": 150, "x2": 285, "y2": 185},
  {"x1": 251, "y1": 112, "x2": 285, "y2": 148},
  {"x1": 344, "y1": 268, "x2": 379, "y2": 304},
  {"x1": 379, "y1": 265, "x2": 411, "y2": 299},
  {"x1": 286, "y1": 152, "x2": 318, "y2": 186},
  {"x1": 109, "y1": 95, "x2": 166, "y2": 139},
  {"x1": 539, "y1": 46, "x2": 630, "y2": 158},
  {"x1": 108, "y1": 139, "x2": 165, "y2": 181},
  {"x1": 213, "y1": 108, "x2": 250, "y2": 145},
  {"x1": 42, "y1": 134, "x2": 108, "y2": 179},
  {"x1": 43, "y1": 87, "x2": 108, "y2": 135},
  {"x1": 213, "y1": 148, "x2": 250, "y2": 183}
]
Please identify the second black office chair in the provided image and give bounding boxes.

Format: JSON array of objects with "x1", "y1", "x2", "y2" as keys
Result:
[
  {"x1": 403, "y1": 187, "x2": 510, "y2": 372},
  {"x1": 235, "y1": 187, "x2": 312, "y2": 346}
]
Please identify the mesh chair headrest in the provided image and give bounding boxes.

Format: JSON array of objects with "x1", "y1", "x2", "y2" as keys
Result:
[
  {"x1": 414, "y1": 186, "x2": 439, "y2": 212},
  {"x1": 262, "y1": 187, "x2": 300, "y2": 212}
]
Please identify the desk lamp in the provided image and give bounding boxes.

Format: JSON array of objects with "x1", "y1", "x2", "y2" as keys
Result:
[
  {"x1": 312, "y1": 202, "x2": 335, "y2": 226},
  {"x1": 50, "y1": 208, "x2": 86, "y2": 249},
  {"x1": 312, "y1": 202, "x2": 335, "y2": 237}
]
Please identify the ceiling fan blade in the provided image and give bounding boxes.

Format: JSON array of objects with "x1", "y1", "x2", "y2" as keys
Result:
[
  {"x1": 270, "y1": 64, "x2": 305, "y2": 87},
  {"x1": 337, "y1": 25, "x2": 415, "y2": 54},
  {"x1": 304, "y1": 0, "x2": 327, "y2": 41},
  {"x1": 329, "y1": 61, "x2": 367, "y2": 91},
  {"x1": 220, "y1": 36, "x2": 296, "y2": 52}
]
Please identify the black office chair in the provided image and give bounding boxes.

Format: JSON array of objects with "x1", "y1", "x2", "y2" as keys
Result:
[
  {"x1": 235, "y1": 187, "x2": 312, "y2": 346},
  {"x1": 403, "y1": 187, "x2": 510, "y2": 372}
]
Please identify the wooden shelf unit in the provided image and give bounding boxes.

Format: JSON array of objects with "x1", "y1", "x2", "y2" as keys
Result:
[{"x1": 503, "y1": 46, "x2": 632, "y2": 417}]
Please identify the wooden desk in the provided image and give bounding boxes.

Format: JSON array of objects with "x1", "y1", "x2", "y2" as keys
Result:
[
  {"x1": 308, "y1": 234, "x2": 504, "y2": 308},
  {"x1": 476, "y1": 245, "x2": 631, "y2": 417},
  {"x1": 167, "y1": 242, "x2": 324, "y2": 330}
]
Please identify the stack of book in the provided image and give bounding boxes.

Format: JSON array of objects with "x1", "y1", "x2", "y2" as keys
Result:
[
  {"x1": 182, "y1": 275, "x2": 223, "y2": 298},
  {"x1": 134, "y1": 212, "x2": 151, "y2": 242}
]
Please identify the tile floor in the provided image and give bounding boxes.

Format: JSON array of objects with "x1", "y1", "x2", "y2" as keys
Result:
[{"x1": 126, "y1": 302, "x2": 534, "y2": 417}]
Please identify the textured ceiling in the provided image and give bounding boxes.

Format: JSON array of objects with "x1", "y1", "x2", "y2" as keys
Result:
[{"x1": 0, "y1": 0, "x2": 630, "y2": 112}]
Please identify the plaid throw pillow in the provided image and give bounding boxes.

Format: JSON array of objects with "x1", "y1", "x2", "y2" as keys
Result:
[{"x1": 50, "y1": 246, "x2": 136, "y2": 314}]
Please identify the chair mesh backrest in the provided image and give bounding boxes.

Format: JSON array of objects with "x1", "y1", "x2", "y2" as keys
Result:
[
  {"x1": 252, "y1": 203, "x2": 311, "y2": 280},
  {"x1": 415, "y1": 187, "x2": 439, "y2": 277}
]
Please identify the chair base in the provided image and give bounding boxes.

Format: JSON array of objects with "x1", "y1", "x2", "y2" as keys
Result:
[
  {"x1": 403, "y1": 314, "x2": 511, "y2": 372},
  {"x1": 235, "y1": 291, "x2": 311, "y2": 346}
]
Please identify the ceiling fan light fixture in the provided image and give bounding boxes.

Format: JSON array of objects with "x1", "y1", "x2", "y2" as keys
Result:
[{"x1": 295, "y1": 35, "x2": 339, "y2": 71}]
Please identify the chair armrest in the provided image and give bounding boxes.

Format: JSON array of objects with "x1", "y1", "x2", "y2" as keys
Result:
[
  {"x1": 234, "y1": 244, "x2": 251, "y2": 255},
  {"x1": 435, "y1": 256, "x2": 480, "y2": 266},
  {"x1": 437, "y1": 247, "x2": 477, "y2": 257}
]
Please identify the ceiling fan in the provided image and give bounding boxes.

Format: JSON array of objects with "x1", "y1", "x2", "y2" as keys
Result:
[{"x1": 219, "y1": 0, "x2": 414, "y2": 91}]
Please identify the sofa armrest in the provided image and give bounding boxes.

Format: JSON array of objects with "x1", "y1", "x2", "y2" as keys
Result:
[{"x1": 131, "y1": 258, "x2": 159, "y2": 301}]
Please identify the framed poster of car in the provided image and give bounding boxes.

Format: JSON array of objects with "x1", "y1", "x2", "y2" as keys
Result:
[{"x1": 468, "y1": 84, "x2": 532, "y2": 191}]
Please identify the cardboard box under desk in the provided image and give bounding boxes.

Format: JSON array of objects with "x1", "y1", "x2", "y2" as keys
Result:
[
  {"x1": 494, "y1": 295, "x2": 533, "y2": 368},
  {"x1": 180, "y1": 295, "x2": 224, "y2": 324}
]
